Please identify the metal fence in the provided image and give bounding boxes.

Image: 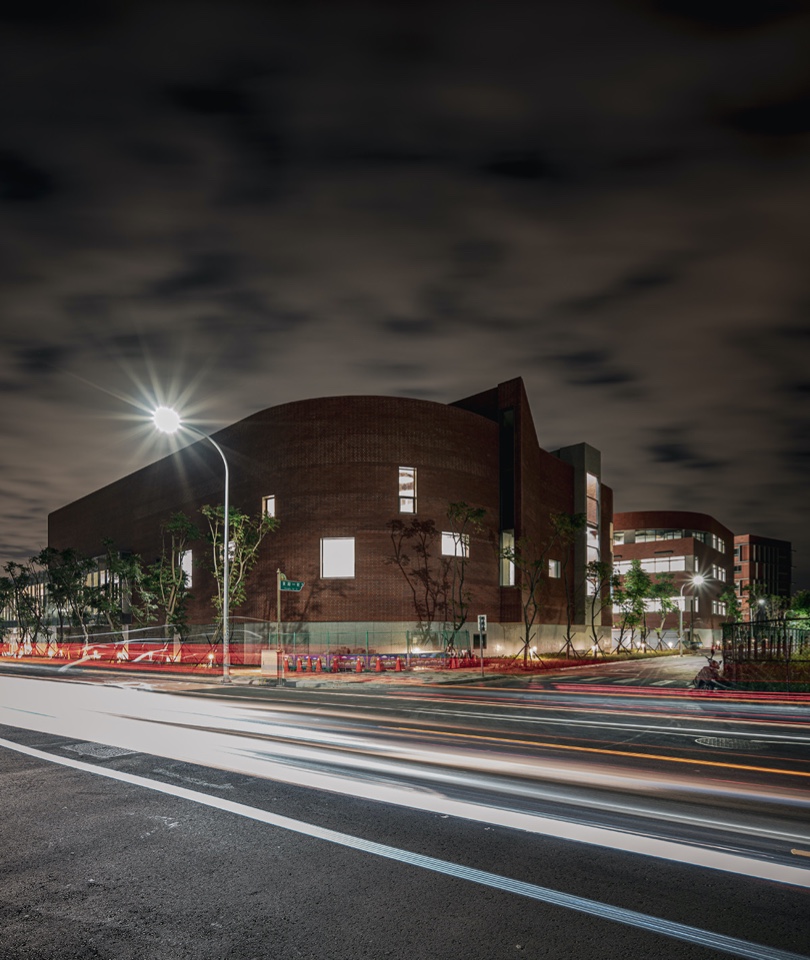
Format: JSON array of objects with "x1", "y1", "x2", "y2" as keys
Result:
[{"x1": 721, "y1": 619, "x2": 810, "y2": 691}]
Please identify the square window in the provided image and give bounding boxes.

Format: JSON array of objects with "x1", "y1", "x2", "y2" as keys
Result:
[
  {"x1": 321, "y1": 537, "x2": 355, "y2": 578},
  {"x1": 262, "y1": 495, "x2": 276, "y2": 518},
  {"x1": 442, "y1": 531, "x2": 469, "y2": 558}
]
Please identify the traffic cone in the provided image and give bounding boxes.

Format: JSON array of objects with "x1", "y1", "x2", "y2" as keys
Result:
[
  {"x1": 306, "y1": 656, "x2": 313, "y2": 672},
  {"x1": 375, "y1": 657, "x2": 384, "y2": 672},
  {"x1": 315, "y1": 657, "x2": 323, "y2": 673},
  {"x1": 395, "y1": 657, "x2": 403, "y2": 672},
  {"x1": 331, "y1": 657, "x2": 339, "y2": 673},
  {"x1": 356, "y1": 656, "x2": 364, "y2": 673}
]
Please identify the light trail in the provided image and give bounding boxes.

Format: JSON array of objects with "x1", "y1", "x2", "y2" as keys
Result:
[
  {"x1": 1, "y1": 735, "x2": 808, "y2": 960},
  {"x1": 1, "y1": 677, "x2": 809, "y2": 884}
]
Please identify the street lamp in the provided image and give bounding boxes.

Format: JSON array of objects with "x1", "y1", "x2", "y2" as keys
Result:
[
  {"x1": 678, "y1": 574, "x2": 705, "y2": 656},
  {"x1": 153, "y1": 406, "x2": 231, "y2": 683}
]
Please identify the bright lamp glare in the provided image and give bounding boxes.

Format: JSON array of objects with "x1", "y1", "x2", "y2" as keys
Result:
[
  {"x1": 153, "y1": 406, "x2": 182, "y2": 434},
  {"x1": 693, "y1": 575, "x2": 706, "y2": 586}
]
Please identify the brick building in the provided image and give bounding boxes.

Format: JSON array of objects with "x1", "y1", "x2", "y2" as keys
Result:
[
  {"x1": 612, "y1": 510, "x2": 734, "y2": 646},
  {"x1": 733, "y1": 534, "x2": 792, "y2": 619},
  {"x1": 48, "y1": 378, "x2": 613, "y2": 653}
]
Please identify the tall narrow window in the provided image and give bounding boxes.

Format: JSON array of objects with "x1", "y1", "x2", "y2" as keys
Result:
[
  {"x1": 548, "y1": 559, "x2": 561, "y2": 579},
  {"x1": 321, "y1": 537, "x2": 355, "y2": 578},
  {"x1": 399, "y1": 467, "x2": 416, "y2": 513},
  {"x1": 180, "y1": 549, "x2": 193, "y2": 588},
  {"x1": 262, "y1": 495, "x2": 276, "y2": 518},
  {"x1": 500, "y1": 530, "x2": 515, "y2": 586}
]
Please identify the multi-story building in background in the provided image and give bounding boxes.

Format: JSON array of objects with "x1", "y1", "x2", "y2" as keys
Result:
[
  {"x1": 733, "y1": 534, "x2": 792, "y2": 619},
  {"x1": 612, "y1": 510, "x2": 734, "y2": 645}
]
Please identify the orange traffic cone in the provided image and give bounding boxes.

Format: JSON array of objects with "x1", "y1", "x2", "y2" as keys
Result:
[
  {"x1": 315, "y1": 657, "x2": 323, "y2": 673},
  {"x1": 356, "y1": 656, "x2": 364, "y2": 673},
  {"x1": 375, "y1": 656, "x2": 384, "y2": 672},
  {"x1": 395, "y1": 657, "x2": 403, "y2": 672},
  {"x1": 306, "y1": 656, "x2": 313, "y2": 672},
  {"x1": 331, "y1": 657, "x2": 339, "y2": 673}
]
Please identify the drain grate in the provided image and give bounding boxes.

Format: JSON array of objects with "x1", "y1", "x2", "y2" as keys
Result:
[{"x1": 695, "y1": 737, "x2": 766, "y2": 751}]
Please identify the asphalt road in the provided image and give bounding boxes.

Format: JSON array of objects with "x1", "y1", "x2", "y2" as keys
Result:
[{"x1": 0, "y1": 658, "x2": 808, "y2": 960}]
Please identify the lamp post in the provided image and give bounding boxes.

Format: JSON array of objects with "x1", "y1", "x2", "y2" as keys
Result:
[
  {"x1": 153, "y1": 406, "x2": 231, "y2": 683},
  {"x1": 678, "y1": 574, "x2": 705, "y2": 656}
]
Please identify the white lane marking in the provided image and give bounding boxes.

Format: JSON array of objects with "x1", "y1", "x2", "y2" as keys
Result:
[{"x1": 1, "y1": 735, "x2": 806, "y2": 960}]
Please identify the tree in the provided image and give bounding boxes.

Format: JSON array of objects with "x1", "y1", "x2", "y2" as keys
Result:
[
  {"x1": 500, "y1": 512, "x2": 583, "y2": 664},
  {"x1": 387, "y1": 518, "x2": 449, "y2": 647},
  {"x1": 34, "y1": 547, "x2": 96, "y2": 645},
  {"x1": 93, "y1": 540, "x2": 149, "y2": 637},
  {"x1": 718, "y1": 587, "x2": 742, "y2": 625},
  {"x1": 614, "y1": 559, "x2": 652, "y2": 652},
  {"x1": 144, "y1": 512, "x2": 200, "y2": 638},
  {"x1": 552, "y1": 513, "x2": 587, "y2": 656},
  {"x1": 647, "y1": 573, "x2": 676, "y2": 650},
  {"x1": 2, "y1": 559, "x2": 48, "y2": 650},
  {"x1": 445, "y1": 502, "x2": 486, "y2": 641},
  {"x1": 201, "y1": 504, "x2": 278, "y2": 639},
  {"x1": 585, "y1": 559, "x2": 618, "y2": 653}
]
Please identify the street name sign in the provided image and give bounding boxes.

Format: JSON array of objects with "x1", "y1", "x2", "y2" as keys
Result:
[{"x1": 280, "y1": 580, "x2": 304, "y2": 592}]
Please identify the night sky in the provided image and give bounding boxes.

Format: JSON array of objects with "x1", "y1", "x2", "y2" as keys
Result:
[{"x1": 1, "y1": 1, "x2": 808, "y2": 589}]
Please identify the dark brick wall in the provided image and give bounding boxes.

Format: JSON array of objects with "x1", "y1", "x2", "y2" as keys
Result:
[{"x1": 49, "y1": 386, "x2": 602, "y2": 630}]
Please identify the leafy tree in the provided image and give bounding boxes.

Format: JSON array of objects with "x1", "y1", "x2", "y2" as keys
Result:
[
  {"x1": 500, "y1": 512, "x2": 583, "y2": 664},
  {"x1": 648, "y1": 572, "x2": 676, "y2": 650},
  {"x1": 94, "y1": 540, "x2": 149, "y2": 636},
  {"x1": 718, "y1": 587, "x2": 742, "y2": 625},
  {"x1": 552, "y1": 513, "x2": 587, "y2": 655},
  {"x1": 585, "y1": 559, "x2": 618, "y2": 653},
  {"x1": 789, "y1": 590, "x2": 810, "y2": 623},
  {"x1": 387, "y1": 518, "x2": 449, "y2": 647},
  {"x1": 614, "y1": 559, "x2": 652, "y2": 652},
  {"x1": 2, "y1": 559, "x2": 48, "y2": 649},
  {"x1": 144, "y1": 512, "x2": 200, "y2": 638},
  {"x1": 34, "y1": 547, "x2": 96, "y2": 645},
  {"x1": 201, "y1": 504, "x2": 278, "y2": 639},
  {"x1": 445, "y1": 502, "x2": 486, "y2": 640}
]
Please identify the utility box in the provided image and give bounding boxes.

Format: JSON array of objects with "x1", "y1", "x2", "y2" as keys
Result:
[{"x1": 261, "y1": 650, "x2": 279, "y2": 677}]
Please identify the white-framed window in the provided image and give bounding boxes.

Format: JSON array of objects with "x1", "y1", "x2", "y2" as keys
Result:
[
  {"x1": 321, "y1": 537, "x2": 355, "y2": 578},
  {"x1": 549, "y1": 559, "x2": 561, "y2": 579},
  {"x1": 442, "y1": 531, "x2": 469, "y2": 558},
  {"x1": 399, "y1": 467, "x2": 416, "y2": 513},
  {"x1": 500, "y1": 530, "x2": 515, "y2": 586},
  {"x1": 180, "y1": 549, "x2": 193, "y2": 588},
  {"x1": 613, "y1": 531, "x2": 625, "y2": 545},
  {"x1": 712, "y1": 534, "x2": 726, "y2": 553},
  {"x1": 712, "y1": 600, "x2": 727, "y2": 616},
  {"x1": 262, "y1": 495, "x2": 276, "y2": 518},
  {"x1": 712, "y1": 564, "x2": 727, "y2": 582},
  {"x1": 586, "y1": 524, "x2": 600, "y2": 564}
]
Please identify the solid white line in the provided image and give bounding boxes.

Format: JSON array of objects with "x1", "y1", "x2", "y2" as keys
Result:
[{"x1": 1, "y1": 735, "x2": 806, "y2": 960}]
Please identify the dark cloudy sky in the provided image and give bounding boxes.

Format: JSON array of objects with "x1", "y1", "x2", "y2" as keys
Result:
[{"x1": 1, "y1": 0, "x2": 809, "y2": 589}]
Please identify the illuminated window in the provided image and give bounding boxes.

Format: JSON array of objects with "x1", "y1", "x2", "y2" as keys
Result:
[
  {"x1": 712, "y1": 534, "x2": 726, "y2": 553},
  {"x1": 180, "y1": 549, "x2": 193, "y2": 588},
  {"x1": 712, "y1": 564, "x2": 727, "y2": 582},
  {"x1": 442, "y1": 532, "x2": 469, "y2": 558},
  {"x1": 321, "y1": 537, "x2": 355, "y2": 578},
  {"x1": 262, "y1": 495, "x2": 276, "y2": 518},
  {"x1": 615, "y1": 556, "x2": 687, "y2": 574},
  {"x1": 500, "y1": 530, "x2": 515, "y2": 586},
  {"x1": 712, "y1": 600, "x2": 727, "y2": 615},
  {"x1": 399, "y1": 467, "x2": 416, "y2": 513},
  {"x1": 548, "y1": 559, "x2": 561, "y2": 579},
  {"x1": 586, "y1": 524, "x2": 600, "y2": 564}
]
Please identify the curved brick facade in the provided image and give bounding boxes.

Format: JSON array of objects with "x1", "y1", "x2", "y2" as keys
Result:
[{"x1": 49, "y1": 380, "x2": 613, "y2": 645}]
